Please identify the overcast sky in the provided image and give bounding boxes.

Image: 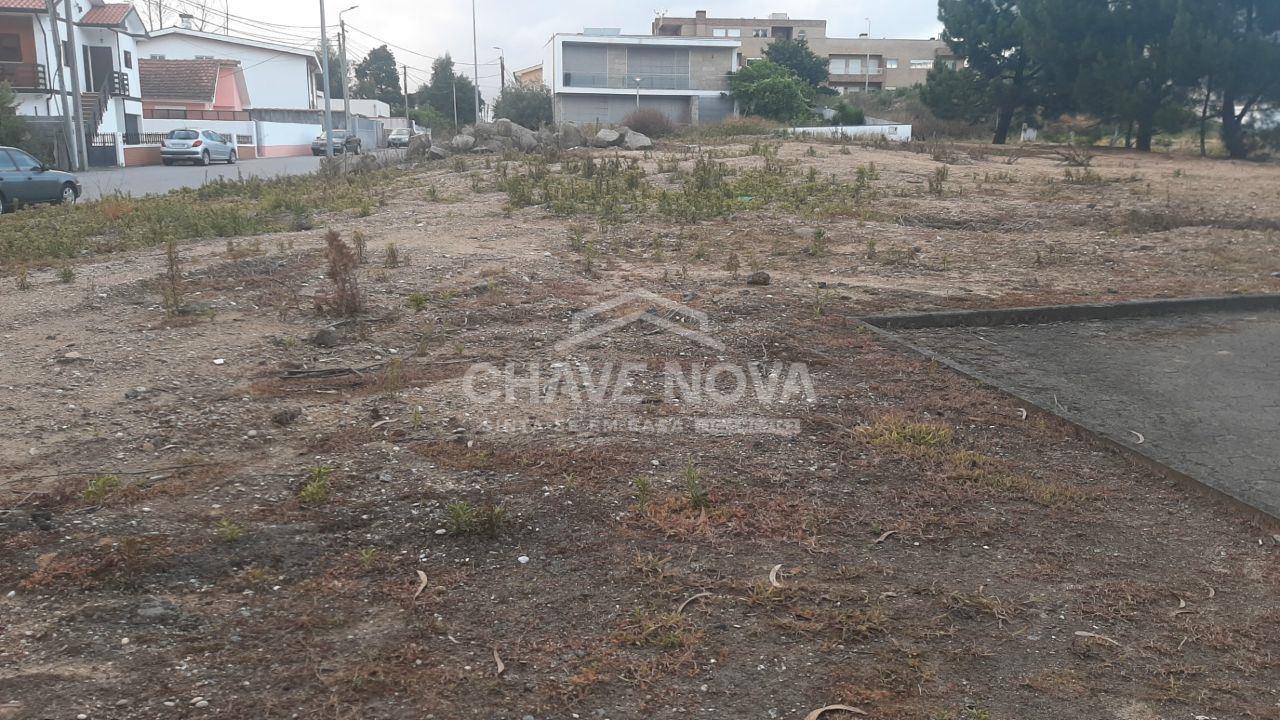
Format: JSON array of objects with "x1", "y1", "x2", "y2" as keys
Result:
[{"x1": 219, "y1": 0, "x2": 943, "y2": 101}]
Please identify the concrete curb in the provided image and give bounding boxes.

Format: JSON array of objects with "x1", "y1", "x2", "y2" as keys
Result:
[
  {"x1": 862, "y1": 293, "x2": 1280, "y2": 330},
  {"x1": 855, "y1": 301, "x2": 1280, "y2": 530}
]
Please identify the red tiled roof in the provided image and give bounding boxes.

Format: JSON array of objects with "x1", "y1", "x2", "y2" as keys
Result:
[
  {"x1": 0, "y1": 0, "x2": 47, "y2": 10},
  {"x1": 80, "y1": 3, "x2": 134, "y2": 26},
  {"x1": 139, "y1": 58, "x2": 238, "y2": 101}
]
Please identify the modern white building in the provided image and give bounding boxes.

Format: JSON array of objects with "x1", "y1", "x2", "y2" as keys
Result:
[
  {"x1": 138, "y1": 26, "x2": 320, "y2": 110},
  {"x1": 0, "y1": 0, "x2": 147, "y2": 161},
  {"x1": 542, "y1": 30, "x2": 739, "y2": 126}
]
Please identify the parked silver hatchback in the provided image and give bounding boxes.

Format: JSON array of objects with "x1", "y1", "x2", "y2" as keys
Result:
[{"x1": 160, "y1": 128, "x2": 238, "y2": 166}]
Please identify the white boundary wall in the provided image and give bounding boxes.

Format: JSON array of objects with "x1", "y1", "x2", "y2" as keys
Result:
[{"x1": 787, "y1": 124, "x2": 913, "y2": 142}]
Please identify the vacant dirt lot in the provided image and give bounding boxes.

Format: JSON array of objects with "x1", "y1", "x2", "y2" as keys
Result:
[{"x1": 1, "y1": 138, "x2": 1278, "y2": 720}]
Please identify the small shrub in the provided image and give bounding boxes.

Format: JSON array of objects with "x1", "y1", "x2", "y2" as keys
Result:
[
  {"x1": 682, "y1": 461, "x2": 709, "y2": 511},
  {"x1": 927, "y1": 165, "x2": 949, "y2": 196},
  {"x1": 56, "y1": 264, "x2": 74, "y2": 283},
  {"x1": 323, "y1": 230, "x2": 362, "y2": 316},
  {"x1": 445, "y1": 500, "x2": 506, "y2": 536},
  {"x1": 161, "y1": 238, "x2": 183, "y2": 315},
  {"x1": 299, "y1": 465, "x2": 332, "y2": 504},
  {"x1": 407, "y1": 292, "x2": 429, "y2": 312},
  {"x1": 15, "y1": 267, "x2": 30, "y2": 290},
  {"x1": 384, "y1": 242, "x2": 400, "y2": 268},
  {"x1": 215, "y1": 519, "x2": 245, "y2": 542},
  {"x1": 622, "y1": 108, "x2": 675, "y2": 138},
  {"x1": 83, "y1": 474, "x2": 121, "y2": 504}
]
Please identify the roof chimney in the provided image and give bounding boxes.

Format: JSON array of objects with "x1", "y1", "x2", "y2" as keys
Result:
[
  {"x1": 695, "y1": 10, "x2": 706, "y2": 19},
  {"x1": 179, "y1": 13, "x2": 194, "y2": 30}
]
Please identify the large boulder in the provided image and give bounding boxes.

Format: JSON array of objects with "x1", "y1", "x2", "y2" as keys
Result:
[
  {"x1": 558, "y1": 122, "x2": 584, "y2": 149},
  {"x1": 510, "y1": 123, "x2": 539, "y2": 152},
  {"x1": 427, "y1": 145, "x2": 449, "y2": 160},
  {"x1": 473, "y1": 135, "x2": 513, "y2": 153},
  {"x1": 450, "y1": 134, "x2": 476, "y2": 152},
  {"x1": 622, "y1": 130, "x2": 653, "y2": 150},
  {"x1": 406, "y1": 133, "x2": 433, "y2": 160},
  {"x1": 591, "y1": 128, "x2": 621, "y2": 147},
  {"x1": 470, "y1": 121, "x2": 497, "y2": 140}
]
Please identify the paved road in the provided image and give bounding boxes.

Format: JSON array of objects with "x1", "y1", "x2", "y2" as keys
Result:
[
  {"x1": 77, "y1": 149, "x2": 403, "y2": 200},
  {"x1": 902, "y1": 311, "x2": 1280, "y2": 519}
]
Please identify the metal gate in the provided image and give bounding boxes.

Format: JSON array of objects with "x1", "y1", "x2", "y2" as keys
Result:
[{"x1": 87, "y1": 134, "x2": 117, "y2": 167}]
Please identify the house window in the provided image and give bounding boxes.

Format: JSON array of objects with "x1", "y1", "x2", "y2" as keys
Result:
[
  {"x1": 149, "y1": 54, "x2": 165, "y2": 59},
  {"x1": 123, "y1": 50, "x2": 132, "y2": 69},
  {"x1": 0, "y1": 34, "x2": 21, "y2": 63},
  {"x1": 909, "y1": 59, "x2": 932, "y2": 69},
  {"x1": 713, "y1": 28, "x2": 725, "y2": 37},
  {"x1": 726, "y1": 28, "x2": 740, "y2": 37},
  {"x1": 885, "y1": 58, "x2": 898, "y2": 69},
  {"x1": 195, "y1": 55, "x2": 214, "y2": 60},
  {"x1": 752, "y1": 28, "x2": 768, "y2": 38},
  {"x1": 797, "y1": 29, "x2": 806, "y2": 39},
  {"x1": 64, "y1": 41, "x2": 74, "y2": 66}
]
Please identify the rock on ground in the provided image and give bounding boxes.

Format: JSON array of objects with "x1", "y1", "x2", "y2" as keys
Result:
[{"x1": 592, "y1": 128, "x2": 621, "y2": 147}]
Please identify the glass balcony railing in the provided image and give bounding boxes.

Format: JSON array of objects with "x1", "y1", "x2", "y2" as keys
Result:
[{"x1": 563, "y1": 71, "x2": 692, "y2": 90}]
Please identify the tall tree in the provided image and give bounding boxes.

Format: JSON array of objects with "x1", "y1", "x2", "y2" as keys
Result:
[
  {"x1": 492, "y1": 84, "x2": 553, "y2": 129},
  {"x1": 1194, "y1": 0, "x2": 1280, "y2": 158},
  {"x1": 316, "y1": 42, "x2": 344, "y2": 99},
  {"x1": 416, "y1": 54, "x2": 482, "y2": 127},
  {"x1": 920, "y1": 60, "x2": 992, "y2": 125},
  {"x1": 1024, "y1": 0, "x2": 1191, "y2": 151},
  {"x1": 763, "y1": 38, "x2": 828, "y2": 88},
  {"x1": 936, "y1": 0, "x2": 1039, "y2": 144},
  {"x1": 353, "y1": 45, "x2": 402, "y2": 107},
  {"x1": 729, "y1": 60, "x2": 813, "y2": 122}
]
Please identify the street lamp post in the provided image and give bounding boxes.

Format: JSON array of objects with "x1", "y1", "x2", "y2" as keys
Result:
[
  {"x1": 339, "y1": 5, "x2": 358, "y2": 137},
  {"x1": 864, "y1": 18, "x2": 871, "y2": 94},
  {"x1": 318, "y1": 0, "x2": 335, "y2": 158},
  {"x1": 470, "y1": 0, "x2": 480, "y2": 123},
  {"x1": 634, "y1": 77, "x2": 642, "y2": 109}
]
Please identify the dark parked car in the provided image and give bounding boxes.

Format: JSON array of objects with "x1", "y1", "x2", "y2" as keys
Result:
[
  {"x1": 311, "y1": 130, "x2": 361, "y2": 156},
  {"x1": 161, "y1": 128, "x2": 237, "y2": 165},
  {"x1": 387, "y1": 128, "x2": 412, "y2": 148},
  {"x1": 0, "y1": 146, "x2": 80, "y2": 213}
]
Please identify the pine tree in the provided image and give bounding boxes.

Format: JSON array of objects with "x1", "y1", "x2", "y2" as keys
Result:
[
  {"x1": 936, "y1": 0, "x2": 1040, "y2": 144},
  {"x1": 353, "y1": 45, "x2": 403, "y2": 108}
]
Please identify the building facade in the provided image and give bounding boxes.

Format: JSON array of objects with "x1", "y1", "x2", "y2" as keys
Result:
[
  {"x1": 543, "y1": 31, "x2": 738, "y2": 126},
  {"x1": 652, "y1": 11, "x2": 957, "y2": 93},
  {"x1": 138, "y1": 27, "x2": 319, "y2": 110},
  {"x1": 0, "y1": 0, "x2": 146, "y2": 157}
]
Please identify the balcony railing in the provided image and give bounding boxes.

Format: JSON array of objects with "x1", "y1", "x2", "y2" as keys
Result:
[
  {"x1": 564, "y1": 71, "x2": 692, "y2": 90},
  {"x1": 0, "y1": 62, "x2": 47, "y2": 90}
]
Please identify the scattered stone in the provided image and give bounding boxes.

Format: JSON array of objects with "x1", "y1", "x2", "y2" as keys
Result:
[
  {"x1": 517, "y1": 555, "x2": 530, "y2": 564},
  {"x1": 591, "y1": 128, "x2": 621, "y2": 147},
  {"x1": 746, "y1": 271, "x2": 772, "y2": 286},
  {"x1": 559, "y1": 122, "x2": 584, "y2": 149},
  {"x1": 622, "y1": 130, "x2": 653, "y2": 150},
  {"x1": 270, "y1": 407, "x2": 302, "y2": 426},
  {"x1": 427, "y1": 145, "x2": 449, "y2": 161},
  {"x1": 450, "y1": 134, "x2": 476, "y2": 152},
  {"x1": 212, "y1": 358, "x2": 225, "y2": 365},
  {"x1": 124, "y1": 387, "x2": 147, "y2": 400},
  {"x1": 310, "y1": 327, "x2": 340, "y2": 347}
]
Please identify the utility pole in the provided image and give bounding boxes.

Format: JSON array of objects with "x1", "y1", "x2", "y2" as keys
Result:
[
  {"x1": 402, "y1": 64, "x2": 410, "y2": 130},
  {"x1": 451, "y1": 74, "x2": 458, "y2": 128},
  {"x1": 64, "y1": 0, "x2": 86, "y2": 170},
  {"x1": 470, "y1": 0, "x2": 480, "y2": 123},
  {"x1": 338, "y1": 7, "x2": 356, "y2": 133},
  {"x1": 44, "y1": 0, "x2": 75, "y2": 169},
  {"x1": 493, "y1": 46, "x2": 504, "y2": 90},
  {"x1": 318, "y1": 0, "x2": 334, "y2": 158}
]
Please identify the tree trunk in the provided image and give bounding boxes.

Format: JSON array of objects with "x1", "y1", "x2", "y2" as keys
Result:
[
  {"x1": 1135, "y1": 121, "x2": 1154, "y2": 152},
  {"x1": 1199, "y1": 77, "x2": 1212, "y2": 157},
  {"x1": 993, "y1": 105, "x2": 1013, "y2": 145},
  {"x1": 1219, "y1": 89, "x2": 1247, "y2": 159}
]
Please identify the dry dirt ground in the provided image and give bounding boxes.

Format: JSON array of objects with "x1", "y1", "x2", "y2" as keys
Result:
[{"x1": 1, "y1": 138, "x2": 1279, "y2": 720}]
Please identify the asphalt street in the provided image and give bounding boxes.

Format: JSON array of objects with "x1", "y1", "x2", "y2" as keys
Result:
[{"x1": 76, "y1": 149, "x2": 404, "y2": 201}]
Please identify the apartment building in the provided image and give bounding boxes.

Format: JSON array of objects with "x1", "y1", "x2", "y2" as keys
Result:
[
  {"x1": 652, "y1": 11, "x2": 957, "y2": 93},
  {"x1": 542, "y1": 30, "x2": 738, "y2": 126}
]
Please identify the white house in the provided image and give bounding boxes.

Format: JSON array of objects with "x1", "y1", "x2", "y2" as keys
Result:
[
  {"x1": 138, "y1": 26, "x2": 319, "y2": 110},
  {"x1": 542, "y1": 30, "x2": 739, "y2": 126},
  {"x1": 0, "y1": 0, "x2": 147, "y2": 162}
]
